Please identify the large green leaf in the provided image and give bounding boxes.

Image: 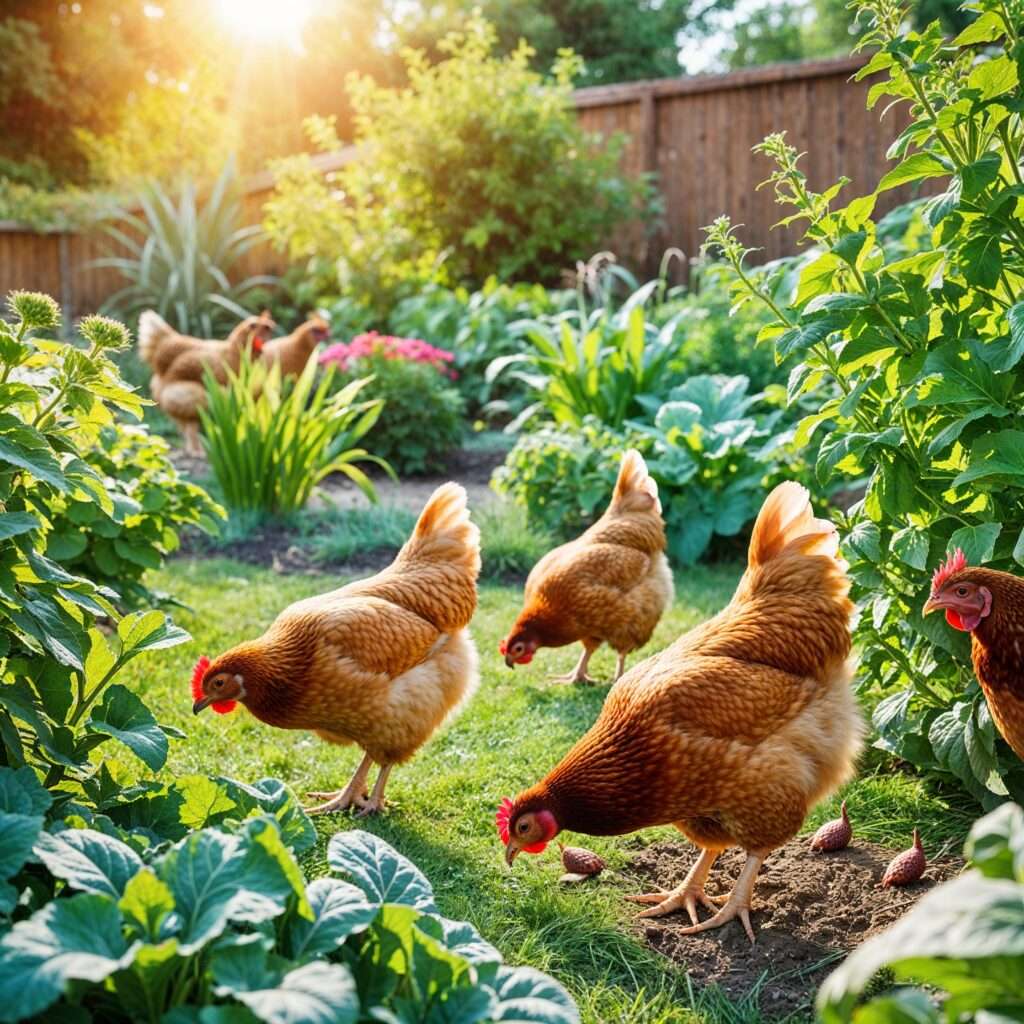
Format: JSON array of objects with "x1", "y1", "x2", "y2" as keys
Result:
[
  {"x1": 0, "y1": 512, "x2": 39, "y2": 540},
  {"x1": 117, "y1": 610, "x2": 191, "y2": 656},
  {"x1": 953, "y1": 430, "x2": 1024, "y2": 489},
  {"x1": 286, "y1": 877, "x2": 378, "y2": 958},
  {"x1": 0, "y1": 893, "x2": 135, "y2": 1023},
  {"x1": 948, "y1": 522, "x2": 1002, "y2": 565},
  {"x1": 87, "y1": 684, "x2": 168, "y2": 770},
  {"x1": 0, "y1": 766, "x2": 50, "y2": 886},
  {"x1": 487, "y1": 965, "x2": 580, "y2": 1024},
  {"x1": 965, "y1": 803, "x2": 1024, "y2": 883},
  {"x1": 156, "y1": 823, "x2": 298, "y2": 954},
  {"x1": 118, "y1": 868, "x2": 176, "y2": 942},
  {"x1": 33, "y1": 828, "x2": 143, "y2": 899},
  {"x1": 211, "y1": 942, "x2": 359, "y2": 1024},
  {"x1": 327, "y1": 830, "x2": 436, "y2": 912}
]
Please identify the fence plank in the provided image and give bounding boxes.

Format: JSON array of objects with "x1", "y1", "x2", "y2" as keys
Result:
[{"x1": 1, "y1": 54, "x2": 933, "y2": 315}]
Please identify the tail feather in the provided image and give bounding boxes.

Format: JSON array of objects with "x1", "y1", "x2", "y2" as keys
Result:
[
  {"x1": 747, "y1": 482, "x2": 844, "y2": 571},
  {"x1": 138, "y1": 310, "x2": 171, "y2": 366},
  {"x1": 610, "y1": 449, "x2": 661, "y2": 516},
  {"x1": 397, "y1": 483, "x2": 481, "y2": 578}
]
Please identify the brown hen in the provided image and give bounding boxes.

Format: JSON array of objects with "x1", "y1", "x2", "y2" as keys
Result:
[
  {"x1": 500, "y1": 482, "x2": 863, "y2": 942},
  {"x1": 192, "y1": 483, "x2": 480, "y2": 815},
  {"x1": 138, "y1": 309, "x2": 275, "y2": 455},
  {"x1": 500, "y1": 449, "x2": 672, "y2": 684},
  {"x1": 261, "y1": 314, "x2": 331, "y2": 378},
  {"x1": 923, "y1": 549, "x2": 1024, "y2": 759}
]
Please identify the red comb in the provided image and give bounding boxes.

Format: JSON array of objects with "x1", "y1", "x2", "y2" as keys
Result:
[
  {"x1": 496, "y1": 796, "x2": 513, "y2": 844},
  {"x1": 190, "y1": 655, "x2": 236, "y2": 714},
  {"x1": 932, "y1": 548, "x2": 968, "y2": 595},
  {"x1": 499, "y1": 639, "x2": 508, "y2": 656}
]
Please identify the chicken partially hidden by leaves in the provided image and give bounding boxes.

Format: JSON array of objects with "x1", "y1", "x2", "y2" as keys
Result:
[
  {"x1": 499, "y1": 449, "x2": 672, "y2": 684},
  {"x1": 192, "y1": 483, "x2": 480, "y2": 816},
  {"x1": 138, "y1": 309, "x2": 275, "y2": 455},
  {"x1": 923, "y1": 549, "x2": 1024, "y2": 759},
  {"x1": 261, "y1": 314, "x2": 331, "y2": 378},
  {"x1": 499, "y1": 482, "x2": 863, "y2": 942}
]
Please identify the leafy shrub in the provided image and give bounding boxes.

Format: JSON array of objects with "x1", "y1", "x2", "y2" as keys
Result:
[
  {"x1": 200, "y1": 354, "x2": 387, "y2": 526},
  {"x1": 389, "y1": 277, "x2": 575, "y2": 414},
  {"x1": 321, "y1": 341, "x2": 465, "y2": 476},
  {"x1": 0, "y1": 804, "x2": 578, "y2": 1023},
  {"x1": 492, "y1": 417, "x2": 643, "y2": 537},
  {"x1": 489, "y1": 278, "x2": 686, "y2": 431},
  {"x1": 263, "y1": 15, "x2": 648, "y2": 315},
  {"x1": 706, "y1": 0, "x2": 1024, "y2": 803},
  {"x1": 97, "y1": 163, "x2": 276, "y2": 337},
  {"x1": 46, "y1": 422, "x2": 223, "y2": 606},
  {"x1": 0, "y1": 291, "x2": 191, "y2": 797},
  {"x1": 632, "y1": 374, "x2": 793, "y2": 564},
  {"x1": 818, "y1": 802, "x2": 1024, "y2": 1023}
]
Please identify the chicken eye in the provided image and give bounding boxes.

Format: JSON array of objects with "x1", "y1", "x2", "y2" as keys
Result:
[
  {"x1": 512, "y1": 643, "x2": 524, "y2": 656},
  {"x1": 212, "y1": 678, "x2": 224, "y2": 689},
  {"x1": 518, "y1": 820, "x2": 529, "y2": 834},
  {"x1": 956, "y1": 586, "x2": 968, "y2": 597}
]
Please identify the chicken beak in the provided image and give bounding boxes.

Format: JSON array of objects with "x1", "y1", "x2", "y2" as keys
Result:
[
  {"x1": 505, "y1": 839, "x2": 521, "y2": 867},
  {"x1": 504, "y1": 653, "x2": 516, "y2": 668},
  {"x1": 922, "y1": 596, "x2": 942, "y2": 616},
  {"x1": 192, "y1": 696, "x2": 214, "y2": 715}
]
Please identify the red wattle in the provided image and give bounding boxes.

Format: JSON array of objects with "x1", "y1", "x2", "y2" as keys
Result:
[{"x1": 945, "y1": 609, "x2": 967, "y2": 631}]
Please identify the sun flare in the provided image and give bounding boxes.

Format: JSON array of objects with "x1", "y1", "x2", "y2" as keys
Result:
[{"x1": 215, "y1": 0, "x2": 314, "y2": 51}]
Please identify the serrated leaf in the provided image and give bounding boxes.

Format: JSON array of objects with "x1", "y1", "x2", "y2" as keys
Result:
[
  {"x1": 877, "y1": 154, "x2": 948, "y2": 193},
  {"x1": 949, "y1": 522, "x2": 1002, "y2": 564}
]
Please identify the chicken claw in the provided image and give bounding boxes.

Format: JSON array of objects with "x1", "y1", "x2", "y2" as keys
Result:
[
  {"x1": 352, "y1": 764, "x2": 393, "y2": 818},
  {"x1": 551, "y1": 646, "x2": 599, "y2": 685},
  {"x1": 303, "y1": 752, "x2": 373, "y2": 815},
  {"x1": 677, "y1": 852, "x2": 764, "y2": 944},
  {"x1": 627, "y1": 848, "x2": 721, "y2": 924}
]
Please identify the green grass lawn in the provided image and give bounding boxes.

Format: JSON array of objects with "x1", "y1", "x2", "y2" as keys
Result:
[{"x1": 123, "y1": 558, "x2": 978, "y2": 1024}]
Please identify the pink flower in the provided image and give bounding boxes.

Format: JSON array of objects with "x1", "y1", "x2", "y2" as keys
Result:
[{"x1": 319, "y1": 331, "x2": 456, "y2": 376}]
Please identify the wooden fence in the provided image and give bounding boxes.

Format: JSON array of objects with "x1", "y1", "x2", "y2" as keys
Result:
[{"x1": 0, "y1": 54, "x2": 930, "y2": 318}]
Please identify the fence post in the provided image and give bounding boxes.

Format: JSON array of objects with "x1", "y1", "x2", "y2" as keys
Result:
[{"x1": 58, "y1": 232, "x2": 73, "y2": 328}]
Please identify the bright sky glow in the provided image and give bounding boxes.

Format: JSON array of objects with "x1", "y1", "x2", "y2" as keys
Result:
[{"x1": 214, "y1": 0, "x2": 314, "y2": 52}]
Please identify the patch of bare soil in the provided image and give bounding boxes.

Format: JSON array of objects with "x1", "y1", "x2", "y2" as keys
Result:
[{"x1": 628, "y1": 838, "x2": 962, "y2": 1018}]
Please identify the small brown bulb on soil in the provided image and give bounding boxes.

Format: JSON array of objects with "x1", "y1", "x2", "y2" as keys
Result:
[
  {"x1": 558, "y1": 843, "x2": 605, "y2": 883},
  {"x1": 810, "y1": 800, "x2": 852, "y2": 852},
  {"x1": 882, "y1": 829, "x2": 926, "y2": 888}
]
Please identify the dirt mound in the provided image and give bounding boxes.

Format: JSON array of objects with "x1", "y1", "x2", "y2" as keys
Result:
[{"x1": 629, "y1": 837, "x2": 961, "y2": 1018}]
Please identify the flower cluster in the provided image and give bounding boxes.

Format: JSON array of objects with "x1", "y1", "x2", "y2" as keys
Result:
[{"x1": 319, "y1": 331, "x2": 457, "y2": 379}]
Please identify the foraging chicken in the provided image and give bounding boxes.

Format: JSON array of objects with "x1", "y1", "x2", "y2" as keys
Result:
[
  {"x1": 192, "y1": 483, "x2": 480, "y2": 816},
  {"x1": 138, "y1": 310, "x2": 275, "y2": 455},
  {"x1": 499, "y1": 482, "x2": 863, "y2": 942},
  {"x1": 499, "y1": 449, "x2": 672, "y2": 684},
  {"x1": 261, "y1": 314, "x2": 330, "y2": 378},
  {"x1": 922, "y1": 549, "x2": 1024, "y2": 759}
]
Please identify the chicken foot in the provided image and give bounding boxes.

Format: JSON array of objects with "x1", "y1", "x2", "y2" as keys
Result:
[
  {"x1": 626, "y1": 848, "x2": 723, "y2": 925},
  {"x1": 677, "y1": 851, "x2": 765, "y2": 944},
  {"x1": 551, "y1": 645, "x2": 599, "y2": 685},
  {"x1": 305, "y1": 751, "x2": 373, "y2": 815},
  {"x1": 354, "y1": 763, "x2": 393, "y2": 817}
]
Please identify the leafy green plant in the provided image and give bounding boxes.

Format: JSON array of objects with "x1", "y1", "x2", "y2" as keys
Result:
[
  {"x1": 310, "y1": 505, "x2": 418, "y2": 564},
  {"x1": 488, "y1": 278, "x2": 685, "y2": 431},
  {"x1": 0, "y1": 291, "x2": 192, "y2": 800},
  {"x1": 45, "y1": 422, "x2": 223, "y2": 607},
  {"x1": 200, "y1": 353, "x2": 388, "y2": 525},
  {"x1": 706, "y1": 0, "x2": 1024, "y2": 804},
  {"x1": 324, "y1": 349, "x2": 465, "y2": 477},
  {"x1": 632, "y1": 374, "x2": 792, "y2": 565},
  {"x1": 817, "y1": 801, "x2": 1024, "y2": 1023},
  {"x1": 389, "y1": 277, "x2": 575, "y2": 415},
  {"x1": 0, "y1": 803, "x2": 578, "y2": 1024},
  {"x1": 492, "y1": 417, "x2": 643, "y2": 537},
  {"x1": 263, "y1": 15, "x2": 649, "y2": 315},
  {"x1": 97, "y1": 163, "x2": 276, "y2": 337}
]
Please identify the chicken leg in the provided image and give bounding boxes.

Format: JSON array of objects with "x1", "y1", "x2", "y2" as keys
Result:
[
  {"x1": 626, "y1": 848, "x2": 723, "y2": 925},
  {"x1": 613, "y1": 651, "x2": 628, "y2": 682},
  {"x1": 678, "y1": 851, "x2": 765, "y2": 944},
  {"x1": 305, "y1": 751, "x2": 373, "y2": 815},
  {"x1": 354, "y1": 763, "x2": 393, "y2": 817},
  {"x1": 551, "y1": 643, "x2": 599, "y2": 685}
]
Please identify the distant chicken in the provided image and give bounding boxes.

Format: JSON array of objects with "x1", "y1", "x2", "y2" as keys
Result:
[
  {"x1": 499, "y1": 482, "x2": 863, "y2": 942},
  {"x1": 138, "y1": 310, "x2": 275, "y2": 455},
  {"x1": 499, "y1": 450, "x2": 672, "y2": 684},
  {"x1": 923, "y1": 549, "x2": 1024, "y2": 759},
  {"x1": 192, "y1": 483, "x2": 480, "y2": 816},
  {"x1": 261, "y1": 314, "x2": 330, "y2": 378}
]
